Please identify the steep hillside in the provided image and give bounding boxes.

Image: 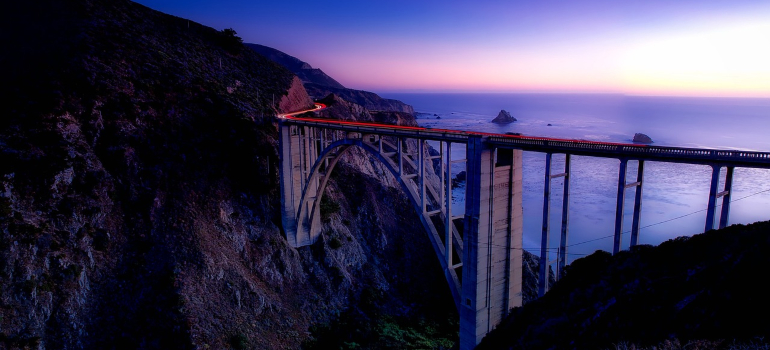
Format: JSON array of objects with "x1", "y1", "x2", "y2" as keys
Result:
[
  {"x1": 0, "y1": 0, "x2": 452, "y2": 349},
  {"x1": 247, "y1": 43, "x2": 346, "y2": 89},
  {"x1": 305, "y1": 83, "x2": 416, "y2": 114},
  {"x1": 247, "y1": 44, "x2": 415, "y2": 114},
  {"x1": 478, "y1": 221, "x2": 770, "y2": 350}
]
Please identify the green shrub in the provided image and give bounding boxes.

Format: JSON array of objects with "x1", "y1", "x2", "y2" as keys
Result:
[
  {"x1": 320, "y1": 196, "x2": 340, "y2": 220},
  {"x1": 229, "y1": 333, "x2": 248, "y2": 350}
]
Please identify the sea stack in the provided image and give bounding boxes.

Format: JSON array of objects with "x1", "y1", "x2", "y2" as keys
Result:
[
  {"x1": 633, "y1": 133, "x2": 654, "y2": 144},
  {"x1": 491, "y1": 109, "x2": 517, "y2": 124}
]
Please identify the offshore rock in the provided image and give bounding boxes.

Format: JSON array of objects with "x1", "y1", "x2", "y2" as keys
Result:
[
  {"x1": 491, "y1": 110, "x2": 517, "y2": 124},
  {"x1": 633, "y1": 133, "x2": 654, "y2": 144}
]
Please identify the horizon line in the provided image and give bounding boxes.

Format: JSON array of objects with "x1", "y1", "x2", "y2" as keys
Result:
[{"x1": 368, "y1": 89, "x2": 770, "y2": 99}]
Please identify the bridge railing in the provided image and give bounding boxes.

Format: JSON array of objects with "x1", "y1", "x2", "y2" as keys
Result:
[
  {"x1": 488, "y1": 136, "x2": 770, "y2": 168},
  {"x1": 284, "y1": 118, "x2": 770, "y2": 168}
]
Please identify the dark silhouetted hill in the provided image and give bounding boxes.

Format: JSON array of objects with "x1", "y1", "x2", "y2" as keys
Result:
[
  {"x1": 247, "y1": 44, "x2": 415, "y2": 114},
  {"x1": 478, "y1": 221, "x2": 770, "y2": 350},
  {"x1": 247, "y1": 43, "x2": 346, "y2": 89}
]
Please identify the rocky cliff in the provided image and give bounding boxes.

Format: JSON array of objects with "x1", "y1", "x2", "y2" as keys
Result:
[
  {"x1": 1, "y1": 1, "x2": 554, "y2": 348},
  {"x1": 278, "y1": 76, "x2": 314, "y2": 114},
  {"x1": 0, "y1": 0, "x2": 449, "y2": 349},
  {"x1": 246, "y1": 44, "x2": 415, "y2": 114},
  {"x1": 305, "y1": 83, "x2": 415, "y2": 114}
]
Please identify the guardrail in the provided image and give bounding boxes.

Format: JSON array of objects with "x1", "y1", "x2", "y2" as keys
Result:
[{"x1": 488, "y1": 136, "x2": 770, "y2": 168}]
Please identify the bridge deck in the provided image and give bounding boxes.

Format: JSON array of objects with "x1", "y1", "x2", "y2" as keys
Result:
[{"x1": 283, "y1": 117, "x2": 770, "y2": 169}]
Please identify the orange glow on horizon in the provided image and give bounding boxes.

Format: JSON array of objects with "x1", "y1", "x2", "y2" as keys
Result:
[{"x1": 323, "y1": 17, "x2": 770, "y2": 98}]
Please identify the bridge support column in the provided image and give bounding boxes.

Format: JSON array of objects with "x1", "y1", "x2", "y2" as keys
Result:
[
  {"x1": 706, "y1": 165, "x2": 734, "y2": 231},
  {"x1": 630, "y1": 160, "x2": 645, "y2": 247},
  {"x1": 614, "y1": 159, "x2": 645, "y2": 253},
  {"x1": 460, "y1": 137, "x2": 523, "y2": 350},
  {"x1": 557, "y1": 154, "x2": 571, "y2": 280},
  {"x1": 538, "y1": 153, "x2": 553, "y2": 297},
  {"x1": 539, "y1": 153, "x2": 570, "y2": 296},
  {"x1": 279, "y1": 122, "x2": 321, "y2": 247},
  {"x1": 279, "y1": 122, "x2": 301, "y2": 246},
  {"x1": 719, "y1": 167, "x2": 734, "y2": 229},
  {"x1": 613, "y1": 159, "x2": 628, "y2": 254}
]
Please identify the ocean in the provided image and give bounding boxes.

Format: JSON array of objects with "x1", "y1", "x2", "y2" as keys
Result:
[{"x1": 380, "y1": 93, "x2": 770, "y2": 262}]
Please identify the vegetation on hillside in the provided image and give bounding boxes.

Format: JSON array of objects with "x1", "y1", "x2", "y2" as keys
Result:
[{"x1": 479, "y1": 221, "x2": 770, "y2": 350}]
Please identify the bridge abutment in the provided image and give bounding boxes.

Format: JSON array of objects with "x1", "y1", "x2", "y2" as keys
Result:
[{"x1": 279, "y1": 122, "x2": 322, "y2": 247}]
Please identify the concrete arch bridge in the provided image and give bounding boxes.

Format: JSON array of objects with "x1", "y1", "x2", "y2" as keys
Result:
[{"x1": 278, "y1": 105, "x2": 770, "y2": 350}]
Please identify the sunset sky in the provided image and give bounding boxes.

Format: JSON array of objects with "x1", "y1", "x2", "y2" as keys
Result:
[{"x1": 134, "y1": 0, "x2": 770, "y2": 97}]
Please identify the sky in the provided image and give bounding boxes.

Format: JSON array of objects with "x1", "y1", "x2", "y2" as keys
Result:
[{"x1": 134, "y1": 0, "x2": 770, "y2": 97}]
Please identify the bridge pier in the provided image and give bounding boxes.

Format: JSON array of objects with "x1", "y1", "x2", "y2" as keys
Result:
[
  {"x1": 613, "y1": 159, "x2": 644, "y2": 254},
  {"x1": 706, "y1": 165, "x2": 734, "y2": 231},
  {"x1": 461, "y1": 137, "x2": 523, "y2": 350},
  {"x1": 279, "y1": 123, "x2": 323, "y2": 246},
  {"x1": 539, "y1": 153, "x2": 570, "y2": 297}
]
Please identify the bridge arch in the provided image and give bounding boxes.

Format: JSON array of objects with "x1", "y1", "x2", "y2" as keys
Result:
[
  {"x1": 278, "y1": 122, "x2": 524, "y2": 350},
  {"x1": 288, "y1": 133, "x2": 463, "y2": 308}
]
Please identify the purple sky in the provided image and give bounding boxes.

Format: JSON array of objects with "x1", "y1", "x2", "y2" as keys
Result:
[{"x1": 134, "y1": 0, "x2": 770, "y2": 97}]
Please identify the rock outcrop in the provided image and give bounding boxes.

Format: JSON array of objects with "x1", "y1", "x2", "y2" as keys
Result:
[
  {"x1": 491, "y1": 110, "x2": 517, "y2": 124},
  {"x1": 304, "y1": 83, "x2": 415, "y2": 114},
  {"x1": 633, "y1": 133, "x2": 654, "y2": 144},
  {"x1": 278, "y1": 76, "x2": 314, "y2": 114},
  {"x1": 247, "y1": 44, "x2": 415, "y2": 114}
]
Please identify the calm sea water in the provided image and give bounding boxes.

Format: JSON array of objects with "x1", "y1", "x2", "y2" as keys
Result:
[{"x1": 381, "y1": 93, "x2": 770, "y2": 262}]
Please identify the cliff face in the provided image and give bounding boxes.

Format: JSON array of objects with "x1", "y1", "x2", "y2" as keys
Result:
[
  {"x1": 305, "y1": 83, "x2": 415, "y2": 114},
  {"x1": 0, "y1": 0, "x2": 454, "y2": 348},
  {"x1": 278, "y1": 76, "x2": 314, "y2": 114},
  {"x1": 246, "y1": 44, "x2": 415, "y2": 114}
]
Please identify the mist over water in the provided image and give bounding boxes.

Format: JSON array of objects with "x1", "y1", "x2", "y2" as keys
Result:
[{"x1": 382, "y1": 93, "x2": 770, "y2": 262}]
